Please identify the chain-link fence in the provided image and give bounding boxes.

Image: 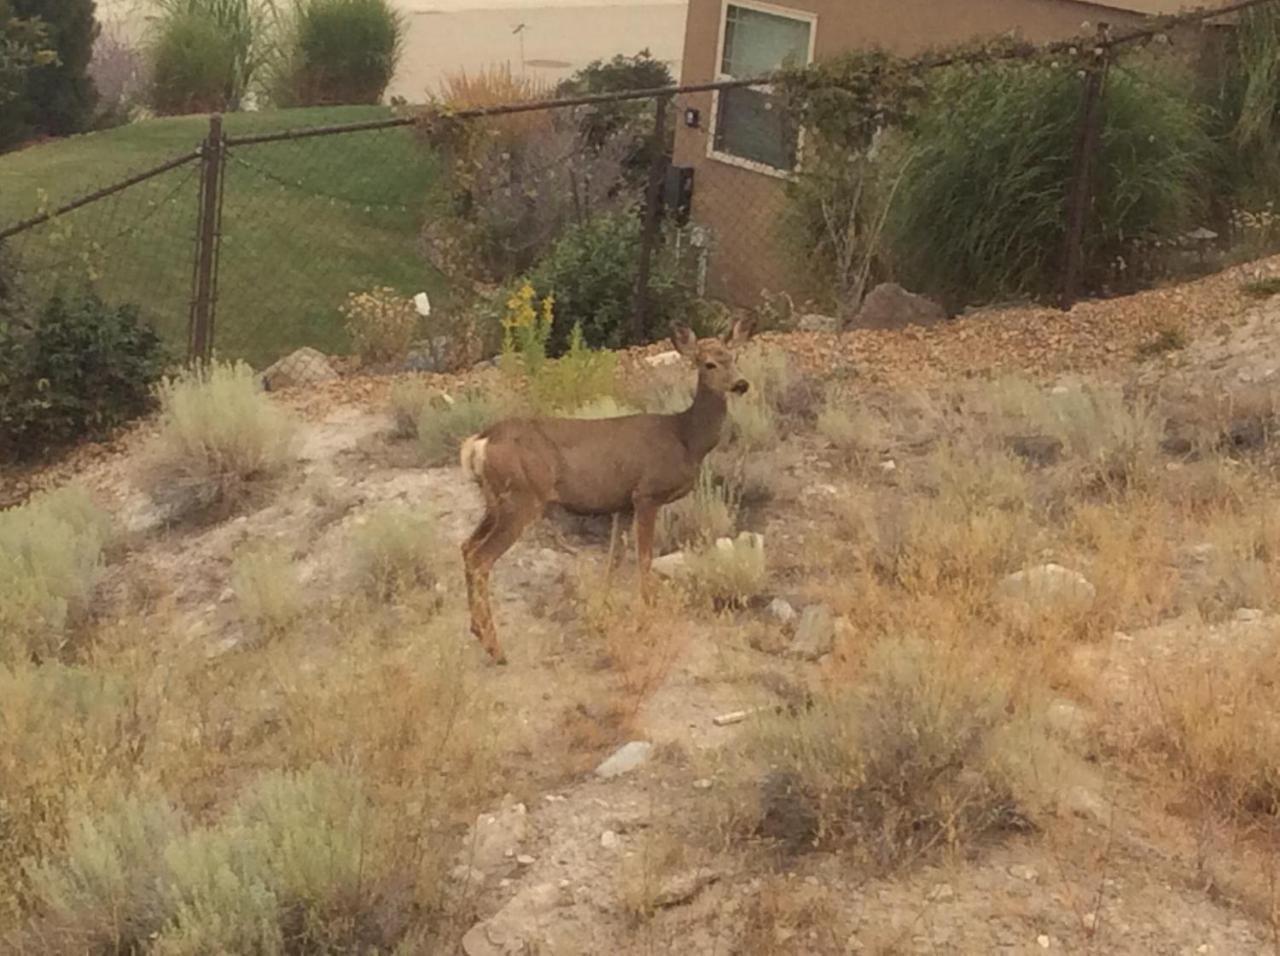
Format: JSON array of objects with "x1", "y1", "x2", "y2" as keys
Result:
[{"x1": 2, "y1": 0, "x2": 1276, "y2": 376}]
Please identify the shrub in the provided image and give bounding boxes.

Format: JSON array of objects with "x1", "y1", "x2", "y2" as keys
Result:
[
  {"x1": 340, "y1": 286, "x2": 418, "y2": 365},
  {"x1": 0, "y1": 288, "x2": 168, "y2": 462},
  {"x1": 726, "y1": 394, "x2": 777, "y2": 451},
  {"x1": 416, "y1": 388, "x2": 502, "y2": 466},
  {"x1": 148, "y1": 7, "x2": 238, "y2": 114},
  {"x1": 892, "y1": 60, "x2": 1211, "y2": 308},
  {"x1": 0, "y1": 486, "x2": 111, "y2": 665},
  {"x1": 388, "y1": 375, "x2": 435, "y2": 438},
  {"x1": 748, "y1": 636, "x2": 1056, "y2": 864},
  {"x1": 271, "y1": 0, "x2": 404, "y2": 107},
  {"x1": 148, "y1": 0, "x2": 273, "y2": 114},
  {"x1": 0, "y1": 664, "x2": 141, "y2": 915},
  {"x1": 816, "y1": 399, "x2": 886, "y2": 463},
  {"x1": 24, "y1": 788, "x2": 186, "y2": 950},
  {"x1": 0, "y1": 0, "x2": 98, "y2": 148},
  {"x1": 348, "y1": 503, "x2": 440, "y2": 601},
  {"x1": 231, "y1": 543, "x2": 303, "y2": 641},
  {"x1": 527, "y1": 211, "x2": 689, "y2": 352},
  {"x1": 686, "y1": 531, "x2": 766, "y2": 607},
  {"x1": 657, "y1": 464, "x2": 739, "y2": 553},
  {"x1": 144, "y1": 360, "x2": 297, "y2": 514}
]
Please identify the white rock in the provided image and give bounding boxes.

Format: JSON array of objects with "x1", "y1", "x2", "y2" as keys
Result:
[
  {"x1": 413, "y1": 291, "x2": 432, "y2": 317},
  {"x1": 651, "y1": 552, "x2": 689, "y2": 580},
  {"x1": 1235, "y1": 608, "x2": 1264, "y2": 622},
  {"x1": 1037, "y1": 935, "x2": 1052, "y2": 949},
  {"x1": 516, "y1": 854, "x2": 535, "y2": 866},
  {"x1": 595, "y1": 741, "x2": 652, "y2": 779},
  {"x1": 879, "y1": 459, "x2": 898, "y2": 472},
  {"x1": 789, "y1": 605, "x2": 835, "y2": 661},
  {"x1": 692, "y1": 778, "x2": 713, "y2": 790},
  {"x1": 600, "y1": 830, "x2": 620, "y2": 849},
  {"x1": 768, "y1": 597, "x2": 797, "y2": 624},
  {"x1": 1008, "y1": 864, "x2": 1039, "y2": 882},
  {"x1": 996, "y1": 564, "x2": 1096, "y2": 615}
]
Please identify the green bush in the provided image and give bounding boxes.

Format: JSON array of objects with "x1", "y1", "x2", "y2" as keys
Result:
[
  {"x1": 891, "y1": 60, "x2": 1210, "y2": 308},
  {"x1": 416, "y1": 388, "x2": 503, "y2": 466},
  {"x1": 0, "y1": 288, "x2": 167, "y2": 461},
  {"x1": 0, "y1": 0, "x2": 98, "y2": 148},
  {"x1": 527, "y1": 211, "x2": 688, "y2": 352},
  {"x1": 272, "y1": 0, "x2": 404, "y2": 107},
  {"x1": 148, "y1": 7, "x2": 238, "y2": 113},
  {"x1": 148, "y1": 0, "x2": 272, "y2": 114}
]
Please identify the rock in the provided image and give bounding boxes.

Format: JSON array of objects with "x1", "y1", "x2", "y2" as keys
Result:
[
  {"x1": 879, "y1": 459, "x2": 898, "y2": 472},
  {"x1": 768, "y1": 597, "x2": 797, "y2": 625},
  {"x1": 693, "y1": 778, "x2": 713, "y2": 790},
  {"x1": 455, "y1": 800, "x2": 528, "y2": 878},
  {"x1": 260, "y1": 347, "x2": 338, "y2": 391},
  {"x1": 1235, "y1": 607, "x2": 1264, "y2": 622},
  {"x1": 646, "y1": 350, "x2": 684, "y2": 367},
  {"x1": 595, "y1": 741, "x2": 652, "y2": 779},
  {"x1": 758, "y1": 771, "x2": 819, "y2": 851},
  {"x1": 1037, "y1": 935, "x2": 1052, "y2": 949},
  {"x1": 651, "y1": 551, "x2": 690, "y2": 580},
  {"x1": 461, "y1": 882, "x2": 561, "y2": 956},
  {"x1": 995, "y1": 564, "x2": 1096, "y2": 618},
  {"x1": 652, "y1": 868, "x2": 721, "y2": 908},
  {"x1": 1060, "y1": 785, "x2": 1112, "y2": 827},
  {"x1": 516, "y1": 854, "x2": 535, "y2": 866},
  {"x1": 789, "y1": 604, "x2": 835, "y2": 661},
  {"x1": 852, "y1": 283, "x2": 946, "y2": 331},
  {"x1": 1008, "y1": 864, "x2": 1039, "y2": 882},
  {"x1": 797, "y1": 312, "x2": 839, "y2": 333},
  {"x1": 600, "y1": 830, "x2": 620, "y2": 850}
]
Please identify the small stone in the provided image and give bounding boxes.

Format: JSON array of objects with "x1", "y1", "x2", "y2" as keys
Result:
[
  {"x1": 768, "y1": 597, "x2": 797, "y2": 625},
  {"x1": 693, "y1": 778, "x2": 713, "y2": 790},
  {"x1": 219, "y1": 587, "x2": 235, "y2": 603},
  {"x1": 1037, "y1": 935, "x2": 1052, "y2": 949},
  {"x1": 1234, "y1": 608, "x2": 1264, "y2": 622},
  {"x1": 995, "y1": 564, "x2": 1096, "y2": 617},
  {"x1": 789, "y1": 604, "x2": 836, "y2": 661},
  {"x1": 498, "y1": 878, "x2": 511, "y2": 888},
  {"x1": 1008, "y1": 864, "x2": 1039, "y2": 882},
  {"x1": 516, "y1": 854, "x2": 535, "y2": 866},
  {"x1": 651, "y1": 552, "x2": 689, "y2": 580},
  {"x1": 879, "y1": 459, "x2": 898, "y2": 472},
  {"x1": 595, "y1": 741, "x2": 653, "y2": 779},
  {"x1": 600, "y1": 830, "x2": 620, "y2": 849},
  {"x1": 1083, "y1": 913, "x2": 1097, "y2": 931}
]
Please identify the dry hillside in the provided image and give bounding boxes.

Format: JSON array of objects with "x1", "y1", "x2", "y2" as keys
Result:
[{"x1": 2, "y1": 256, "x2": 1280, "y2": 953}]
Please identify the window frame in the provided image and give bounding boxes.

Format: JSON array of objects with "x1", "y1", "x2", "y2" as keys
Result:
[{"x1": 707, "y1": 0, "x2": 817, "y2": 179}]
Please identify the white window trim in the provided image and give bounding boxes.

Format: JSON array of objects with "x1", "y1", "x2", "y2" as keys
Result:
[{"x1": 707, "y1": 0, "x2": 816, "y2": 180}]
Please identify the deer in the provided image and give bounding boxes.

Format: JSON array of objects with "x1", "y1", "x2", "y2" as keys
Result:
[{"x1": 459, "y1": 318, "x2": 756, "y2": 664}]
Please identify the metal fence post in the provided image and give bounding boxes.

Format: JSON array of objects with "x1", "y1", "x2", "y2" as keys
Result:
[
  {"x1": 1060, "y1": 24, "x2": 1110, "y2": 311},
  {"x1": 632, "y1": 94, "x2": 672, "y2": 343},
  {"x1": 189, "y1": 113, "x2": 225, "y2": 362}
]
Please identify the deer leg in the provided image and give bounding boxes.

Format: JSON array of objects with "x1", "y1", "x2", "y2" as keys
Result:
[
  {"x1": 464, "y1": 492, "x2": 541, "y2": 665},
  {"x1": 633, "y1": 498, "x2": 659, "y2": 606}
]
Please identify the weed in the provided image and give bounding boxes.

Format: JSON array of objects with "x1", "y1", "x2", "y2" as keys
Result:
[
  {"x1": 686, "y1": 532, "x2": 767, "y2": 607},
  {"x1": 1241, "y1": 276, "x2": 1280, "y2": 298},
  {"x1": 657, "y1": 464, "x2": 740, "y2": 553},
  {"x1": 231, "y1": 543, "x2": 303, "y2": 641},
  {"x1": 339, "y1": 286, "x2": 418, "y2": 364},
  {"x1": 347, "y1": 504, "x2": 440, "y2": 602},
  {"x1": 388, "y1": 376, "x2": 435, "y2": 439},
  {"x1": 817, "y1": 399, "x2": 886, "y2": 463},
  {"x1": 417, "y1": 388, "x2": 504, "y2": 467},
  {"x1": 747, "y1": 635, "x2": 1058, "y2": 866},
  {"x1": 0, "y1": 486, "x2": 112, "y2": 664}
]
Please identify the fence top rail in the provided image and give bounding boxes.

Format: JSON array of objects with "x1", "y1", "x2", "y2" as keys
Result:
[{"x1": 0, "y1": 148, "x2": 202, "y2": 242}]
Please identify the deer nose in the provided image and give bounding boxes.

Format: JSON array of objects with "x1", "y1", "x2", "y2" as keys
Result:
[{"x1": 731, "y1": 379, "x2": 750, "y2": 395}]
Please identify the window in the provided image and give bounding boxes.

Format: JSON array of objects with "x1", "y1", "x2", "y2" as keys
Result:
[{"x1": 711, "y1": 2, "x2": 814, "y2": 173}]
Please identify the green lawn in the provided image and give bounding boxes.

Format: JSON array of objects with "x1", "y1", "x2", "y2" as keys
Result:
[{"x1": 1, "y1": 107, "x2": 443, "y2": 367}]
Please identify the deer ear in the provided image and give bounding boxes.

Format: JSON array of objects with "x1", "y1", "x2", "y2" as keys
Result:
[
  {"x1": 723, "y1": 316, "x2": 755, "y2": 348},
  {"x1": 670, "y1": 324, "x2": 698, "y2": 357}
]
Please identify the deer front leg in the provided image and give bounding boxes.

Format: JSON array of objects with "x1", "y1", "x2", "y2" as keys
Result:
[{"x1": 633, "y1": 498, "x2": 659, "y2": 606}]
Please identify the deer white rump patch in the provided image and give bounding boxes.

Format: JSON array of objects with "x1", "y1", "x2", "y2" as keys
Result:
[{"x1": 460, "y1": 435, "x2": 488, "y2": 480}]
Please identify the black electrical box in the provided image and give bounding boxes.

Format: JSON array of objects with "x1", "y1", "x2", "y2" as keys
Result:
[{"x1": 663, "y1": 165, "x2": 694, "y2": 225}]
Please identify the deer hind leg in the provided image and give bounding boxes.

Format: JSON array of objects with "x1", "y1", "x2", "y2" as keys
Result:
[
  {"x1": 462, "y1": 490, "x2": 542, "y2": 665},
  {"x1": 633, "y1": 498, "x2": 660, "y2": 606}
]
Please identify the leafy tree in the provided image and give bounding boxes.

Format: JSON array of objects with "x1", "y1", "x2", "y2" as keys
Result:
[{"x1": 0, "y1": 0, "x2": 98, "y2": 148}]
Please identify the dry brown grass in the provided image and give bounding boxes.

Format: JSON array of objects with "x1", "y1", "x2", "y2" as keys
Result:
[{"x1": 435, "y1": 64, "x2": 554, "y2": 140}]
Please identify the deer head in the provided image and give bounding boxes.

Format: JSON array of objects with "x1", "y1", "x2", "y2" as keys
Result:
[{"x1": 670, "y1": 316, "x2": 755, "y2": 397}]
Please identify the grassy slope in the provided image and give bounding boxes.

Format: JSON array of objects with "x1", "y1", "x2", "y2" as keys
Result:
[{"x1": 0, "y1": 107, "x2": 441, "y2": 366}]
